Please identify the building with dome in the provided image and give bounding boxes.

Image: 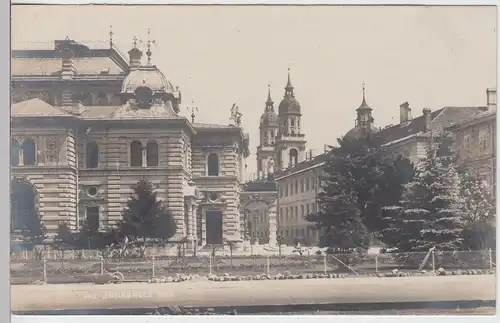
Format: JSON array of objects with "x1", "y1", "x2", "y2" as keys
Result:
[{"x1": 10, "y1": 38, "x2": 250, "y2": 250}]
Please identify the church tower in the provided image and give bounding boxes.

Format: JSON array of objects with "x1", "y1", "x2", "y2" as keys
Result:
[
  {"x1": 275, "y1": 69, "x2": 307, "y2": 170},
  {"x1": 256, "y1": 85, "x2": 279, "y2": 178},
  {"x1": 355, "y1": 82, "x2": 374, "y2": 131}
]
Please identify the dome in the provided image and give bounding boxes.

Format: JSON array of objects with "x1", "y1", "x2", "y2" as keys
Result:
[
  {"x1": 344, "y1": 125, "x2": 368, "y2": 141},
  {"x1": 278, "y1": 96, "x2": 301, "y2": 115},
  {"x1": 260, "y1": 110, "x2": 279, "y2": 127},
  {"x1": 121, "y1": 65, "x2": 175, "y2": 94},
  {"x1": 344, "y1": 124, "x2": 380, "y2": 141}
]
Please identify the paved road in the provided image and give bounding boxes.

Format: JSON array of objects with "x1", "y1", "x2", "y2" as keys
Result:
[
  {"x1": 11, "y1": 275, "x2": 495, "y2": 312},
  {"x1": 269, "y1": 308, "x2": 497, "y2": 315}
]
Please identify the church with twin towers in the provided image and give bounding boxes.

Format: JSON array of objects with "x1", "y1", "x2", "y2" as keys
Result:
[{"x1": 256, "y1": 69, "x2": 307, "y2": 179}]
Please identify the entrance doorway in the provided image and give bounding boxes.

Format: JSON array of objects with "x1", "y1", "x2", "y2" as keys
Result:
[
  {"x1": 205, "y1": 210, "x2": 223, "y2": 245},
  {"x1": 10, "y1": 179, "x2": 37, "y2": 232}
]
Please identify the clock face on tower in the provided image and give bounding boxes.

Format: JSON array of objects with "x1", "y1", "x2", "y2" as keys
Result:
[{"x1": 135, "y1": 86, "x2": 154, "y2": 108}]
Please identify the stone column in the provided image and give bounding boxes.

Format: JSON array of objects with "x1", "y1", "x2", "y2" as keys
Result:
[
  {"x1": 186, "y1": 202, "x2": 193, "y2": 240},
  {"x1": 201, "y1": 208, "x2": 206, "y2": 246},
  {"x1": 141, "y1": 147, "x2": 147, "y2": 167},
  {"x1": 191, "y1": 204, "x2": 196, "y2": 243},
  {"x1": 268, "y1": 199, "x2": 277, "y2": 247}
]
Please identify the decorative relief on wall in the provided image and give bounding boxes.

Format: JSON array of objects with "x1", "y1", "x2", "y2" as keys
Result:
[{"x1": 44, "y1": 136, "x2": 59, "y2": 164}]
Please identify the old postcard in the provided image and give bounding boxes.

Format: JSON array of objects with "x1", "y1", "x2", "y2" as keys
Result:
[{"x1": 9, "y1": 3, "x2": 497, "y2": 316}]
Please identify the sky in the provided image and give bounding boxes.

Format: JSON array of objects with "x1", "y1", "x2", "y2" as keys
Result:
[{"x1": 11, "y1": 5, "x2": 497, "y2": 178}]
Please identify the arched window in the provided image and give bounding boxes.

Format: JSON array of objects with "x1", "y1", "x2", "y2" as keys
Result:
[
  {"x1": 11, "y1": 179, "x2": 37, "y2": 232},
  {"x1": 22, "y1": 138, "x2": 36, "y2": 166},
  {"x1": 85, "y1": 141, "x2": 99, "y2": 168},
  {"x1": 130, "y1": 141, "x2": 143, "y2": 167},
  {"x1": 146, "y1": 141, "x2": 159, "y2": 167},
  {"x1": 289, "y1": 148, "x2": 298, "y2": 167},
  {"x1": 96, "y1": 93, "x2": 108, "y2": 105},
  {"x1": 207, "y1": 153, "x2": 219, "y2": 176},
  {"x1": 11, "y1": 138, "x2": 20, "y2": 166}
]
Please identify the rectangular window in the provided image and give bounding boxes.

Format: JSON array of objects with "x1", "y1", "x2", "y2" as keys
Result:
[
  {"x1": 463, "y1": 134, "x2": 472, "y2": 159},
  {"x1": 301, "y1": 205, "x2": 305, "y2": 217},
  {"x1": 85, "y1": 206, "x2": 100, "y2": 231},
  {"x1": 306, "y1": 204, "x2": 310, "y2": 216},
  {"x1": 295, "y1": 180, "x2": 298, "y2": 194},
  {"x1": 479, "y1": 127, "x2": 490, "y2": 154},
  {"x1": 300, "y1": 179, "x2": 304, "y2": 192},
  {"x1": 306, "y1": 178, "x2": 310, "y2": 191},
  {"x1": 295, "y1": 206, "x2": 298, "y2": 220}
]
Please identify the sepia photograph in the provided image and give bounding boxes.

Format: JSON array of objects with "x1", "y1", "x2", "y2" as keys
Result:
[{"x1": 8, "y1": 2, "x2": 497, "y2": 317}]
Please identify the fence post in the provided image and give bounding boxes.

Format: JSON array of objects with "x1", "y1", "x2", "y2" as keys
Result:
[
  {"x1": 489, "y1": 248, "x2": 493, "y2": 272},
  {"x1": 209, "y1": 255, "x2": 212, "y2": 275},
  {"x1": 43, "y1": 257, "x2": 47, "y2": 283},
  {"x1": 152, "y1": 256, "x2": 156, "y2": 278},
  {"x1": 323, "y1": 254, "x2": 327, "y2": 274},
  {"x1": 375, "y1": 254, "x2": 379, "y2": 274},
  {"x1": 100, "y1": 255, "x2": 104, "y2": 275},
  {"x1": 431, "y1": 249, "x2": 436, "y2": 273}
]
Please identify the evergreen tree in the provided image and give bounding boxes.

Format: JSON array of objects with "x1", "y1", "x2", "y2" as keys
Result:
[
  {"x1": 21, "y1": 210, "x2": 47, "y2": 250},
  {"x1": 458, "y1": 169, "x2": 496, "y2": 250},
  {"x1": 118, "y1": 179, "x2": 177, "y2": 247},
  {"x1": 383, "y1": 137, "x2": 464, "y2": 252},
  {"x1": 306, "y1": 139, "x2": 372, "y2": 252},
  {"x1": 307, "y1": 133, "x2": 412, "y2": 251},
  {"x1": 55, "y1": 222, "x2": 75, "y2": 250}
]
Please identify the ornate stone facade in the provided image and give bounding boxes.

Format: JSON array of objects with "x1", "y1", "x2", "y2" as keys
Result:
[{"x1": 10, "y1": 38, "x2": 250, "y2": 249}]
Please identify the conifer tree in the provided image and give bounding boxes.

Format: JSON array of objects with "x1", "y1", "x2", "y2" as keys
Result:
[
  {"x1": 383, "y1": 137, "x2": 464, "y2": 252},
  {"x1": 458, "y1": 169, "x2": 496, "y2": 250},
  {"x1": 118, "y1": 179, "x2": 177, "y2": 247},
  {"x1": 22, "y1": 210, "x2": 47, "y2": 250}
]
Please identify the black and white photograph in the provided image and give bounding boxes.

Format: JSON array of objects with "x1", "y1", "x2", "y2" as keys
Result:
[{"x1": 8, "y1": 3, "x2": 497, "y2": 317}]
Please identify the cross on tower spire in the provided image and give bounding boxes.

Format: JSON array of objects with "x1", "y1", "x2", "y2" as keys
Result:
[
  {"x1": 109, "y1": 25, "x2": 114, "y2": 48},
  {"x1": 146, "y1": 28, "x2": 156, "y2": 65}
]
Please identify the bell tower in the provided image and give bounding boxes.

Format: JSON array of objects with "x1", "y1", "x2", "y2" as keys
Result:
[
  {"x1": 275, "y1": 69, "x2": 307, "y2": 170},
  {"x1": 257, "y1": 85, "x2": 279, "y2": 178}
]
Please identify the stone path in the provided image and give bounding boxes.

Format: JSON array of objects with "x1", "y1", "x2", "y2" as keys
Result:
[{"x1": 11, "y1": 275, "x2": 495, "y2": 312}]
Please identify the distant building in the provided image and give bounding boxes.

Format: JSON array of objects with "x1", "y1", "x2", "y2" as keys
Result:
[
  {"x1": 446, "y1": 88, "x2": 496, "y2": 191},
  {"x1": 247, "y1": 82, "x2": 491, "y2": 246}
]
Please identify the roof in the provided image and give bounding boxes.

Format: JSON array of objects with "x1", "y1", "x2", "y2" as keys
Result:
[
  {"x1": 11, "y1": 98, "x2": 73, "y2": 117},
  {"x1": 446, "y1": 106, "x2": 496, "y2": 131},
  {"x1": 273, "y1": 152, "x2": 330, "y2": 180},
  {"x1": 11, "y1": 45, "x2": 129, "y2": 77},
  {"x1": 373, "y1": 106, "x2": 486, "y2": 146},
  {"x1": 242, "y1": 180, "x2": 278, "y2": 192}
]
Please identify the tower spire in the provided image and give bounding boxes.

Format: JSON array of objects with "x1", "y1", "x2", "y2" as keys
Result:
[
  {"x1": 284, "y1": 68, "x2": 294, "y2": 97},
  {"x1": 362, "y1": 81, "x2": 366, "y2": 103},
  {"x1": 266, "y1": 84, "x2": 273, "y2": 105}
]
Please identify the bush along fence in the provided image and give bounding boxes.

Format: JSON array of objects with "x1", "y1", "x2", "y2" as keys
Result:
[{"x1": 10, "y1": 249, "x2": 496, "y2": 285}]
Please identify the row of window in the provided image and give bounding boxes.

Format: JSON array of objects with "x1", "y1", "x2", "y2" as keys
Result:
[
  {"x1": 462, "y1": 126, "x2": 491, "y2": 158},
  {"x1": 279, "y1": 203, "x2": 316, "y2": 223},
  {"x1": 254, "y1": 226, "x2": 316, "y2": 239},
  {"x1": 280, "y1": 176, "x2": 318, "y2": 198},
  {"x1": 279, "y1": 227, "x2": 315, "y2": 238},
  {"x1": 12, "y1": 138, "x2": 222, "y2": 176}
]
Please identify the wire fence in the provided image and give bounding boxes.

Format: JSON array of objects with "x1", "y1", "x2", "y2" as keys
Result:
[{"x1": 10, "y1": 249, "x2": 495, "y2": 285}]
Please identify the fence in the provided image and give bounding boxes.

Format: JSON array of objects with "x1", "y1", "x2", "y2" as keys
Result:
[{"x1": 10, "y1": 250, "x2": 495, "y2": 285}]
